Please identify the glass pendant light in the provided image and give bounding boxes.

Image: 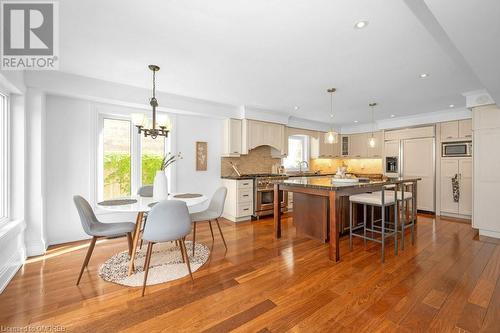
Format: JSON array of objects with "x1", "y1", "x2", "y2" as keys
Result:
[
  {"x1": 325, "y1": 88, "x2": 339, "y2": 144},
  {"x1": 368, "y1": 102, "x2": 377, "y2": 148}
]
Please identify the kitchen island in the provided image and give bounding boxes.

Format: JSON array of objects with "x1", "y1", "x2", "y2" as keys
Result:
[{"x1": 273, "y1": 176, "x2": 419, "y2": 262}]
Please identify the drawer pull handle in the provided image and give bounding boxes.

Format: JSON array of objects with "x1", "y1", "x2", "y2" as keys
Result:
[
  {"x1": 243, "y1": 194, "x2": 249, "y2": 197},
  {"x1": 243, "y1": 208, "x2": 249, "y2": 211}
]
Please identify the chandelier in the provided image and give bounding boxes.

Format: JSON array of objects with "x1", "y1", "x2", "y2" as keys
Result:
[
  {"x1": 131, "y1": 65, "x2": 170, "y2": 139},
  {"x1": 325, "y1": 88, "x2": 339, "y2": 144}
]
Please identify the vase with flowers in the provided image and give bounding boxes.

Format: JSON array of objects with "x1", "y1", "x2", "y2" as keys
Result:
[{"x1": 153, "y1": 152, "x2": 182, "y2": 201}]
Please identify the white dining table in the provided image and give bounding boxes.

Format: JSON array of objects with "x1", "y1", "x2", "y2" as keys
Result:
[{"x1": 98, "y1": 193, "x2": 208, "y2": 275}]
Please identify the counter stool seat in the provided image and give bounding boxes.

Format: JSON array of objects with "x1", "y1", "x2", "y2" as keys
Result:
[{"x1": 349, "y1": 190, "x2": 398, "y2": 263}]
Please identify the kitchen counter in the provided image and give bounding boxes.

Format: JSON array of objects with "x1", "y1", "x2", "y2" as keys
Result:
[
  {"x1": 279, "y1": 176, "x2": 420, "y2": 192},
  {"x1": 273, "y1": 175, "x2": 420, "y2": 262}
]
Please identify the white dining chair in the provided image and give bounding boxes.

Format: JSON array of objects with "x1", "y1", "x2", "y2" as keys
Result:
[
  {"x1": 73, "y1": 195, "x2": 135, "y2": 285},
  {"x1": 137, "y1": 185, "x2": 153, "y2": 249},
  {"x1": 141, "y1": 200, "x2": 193, "y2": 296},
  {"x1": 190, "y1": 187, "x2": 228, "y2": 255}
]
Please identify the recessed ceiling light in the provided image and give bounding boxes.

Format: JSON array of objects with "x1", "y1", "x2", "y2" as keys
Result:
[
  {"x1": 449, "y1": 104, "x2": 455, "y2": 108},
  {"x1": 390, "y1": 114, "x2": 396, "y2": 118},
  {"x1": 354, "y1": 20, "x2": 368, "y2": 29},
  {"x1": 419, "y1": 73, "x2": 429, "y2": 78},
  {"x1": 354, "y1": 120, "x2": 359, "y2": 123},
  {"x1": 293, "y1": 106, "x2": 300, "y2": 111}
]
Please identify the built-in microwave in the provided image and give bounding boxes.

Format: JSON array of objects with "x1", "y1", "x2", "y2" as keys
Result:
[{"x1": 442, "y1": 141, "x2": 472, "y2": 157}]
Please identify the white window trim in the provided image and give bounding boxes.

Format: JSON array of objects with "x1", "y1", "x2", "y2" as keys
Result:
[
  {"x1": 0, "y1": 93, "x2": 10, "y2": 224},
  {"x1": 284, "y1": 135, "x2": 310, "y2": 171},
  {"x1": 96, "y1": 111, "x2": 170, "y2": 203}
]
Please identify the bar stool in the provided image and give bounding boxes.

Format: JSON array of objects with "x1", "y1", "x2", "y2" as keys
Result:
[
  {"x1": 349, "y1": 188, "x2": 398, "y2": 262},
  {"x1": 382, "y1": 182, "x2": 416, "y2": 250}
]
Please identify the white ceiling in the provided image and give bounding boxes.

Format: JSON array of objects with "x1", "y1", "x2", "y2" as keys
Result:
[{"x1": 58, "y1": 0, "x2": 493, "y2": 125}]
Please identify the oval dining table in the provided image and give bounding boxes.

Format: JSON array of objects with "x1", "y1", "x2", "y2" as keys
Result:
[{"x1": 98, "y1": 193, "x2": 208, "y2": 275}]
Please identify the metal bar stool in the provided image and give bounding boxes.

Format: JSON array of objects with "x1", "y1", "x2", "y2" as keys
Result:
[
  {"x1": 349, "y1": 187, "x2": 398, "y2": 262},
  {"x1": 377, "y1": 181, "x2": 416, "y2": 250}
]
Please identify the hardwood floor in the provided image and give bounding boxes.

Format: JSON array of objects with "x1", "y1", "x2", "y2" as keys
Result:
[{"x1": 1, "y1": 214, "x2": 499, "y2": 332}]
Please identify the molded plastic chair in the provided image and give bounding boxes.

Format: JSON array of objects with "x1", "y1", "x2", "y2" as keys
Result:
[
  {"x1": 190, "y1": 187, "x2": 228, "y2": 255},
  {"x1": 141, "y1": 200, "x2": 193, "y2": 296},
  {"x1": 73, "y1": 195, "x2": 135, "y2": 285}
]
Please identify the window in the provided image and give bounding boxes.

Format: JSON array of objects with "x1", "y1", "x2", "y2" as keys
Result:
[
  {"x1": 283, "y1": 135, "x2": 309, "y2": 170},
  {"x1": 102, "y1": 118, "x2": 132, "y2": 200},
  {"x1": 0, "y1": 93, "x2": 9, "y2": 223},
  {"x1": 141, "y1": 134, "x2": 165, "y2": 185},
  {"x1": 98, "y1": 114, "x2": 169, "y2": 201}
]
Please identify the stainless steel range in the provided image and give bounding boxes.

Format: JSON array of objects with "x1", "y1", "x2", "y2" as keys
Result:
[{"x1": 252, "y1": 174, "x2": 288, "y2": 218}]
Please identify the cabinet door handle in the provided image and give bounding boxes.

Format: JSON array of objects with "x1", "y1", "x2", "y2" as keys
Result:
[
  {"x1": 446, "y1": 136, "x2": 453, "y2": 139},
  {"x1": 233, "y1": 151, "x2": 239, "y2": 153},
  {"x1": 242, "y1": 194, "x2": 249, "y2": 197},
  {"x1": 465, "y1": 135, "x2": 472, "y2": 138}
]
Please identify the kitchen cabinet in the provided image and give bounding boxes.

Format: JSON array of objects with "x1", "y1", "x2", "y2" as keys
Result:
[
  {"x1": 221, "y1": 178, "x2": 254, "y2": 222},
  {"x1": 440, "y1": 119, "x2": 473, "y2": 141},
  {"x1": 316, "y1": 133, "x2": 340, "y2": 158},
  {"x1": 384, "y1": 140, "x2": 400, "y2": 157},
  {"x1": 242, "y1": 119, "x2": 286, "y2": 156},
  {"x1": 349, "y1": 133, "x2": 367, "y2": 158},
  {"x1": 222, "y1": 118, "x2": 242, "y2": 156},
  {"x1": 341, "y1": 135, "x2": 350, "y2": 156},
  {"x1": 440, "y1": 158, "x2": 472, "y2": 217}
]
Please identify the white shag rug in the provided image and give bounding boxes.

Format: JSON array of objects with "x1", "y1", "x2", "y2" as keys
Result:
[{"x1": 99, "y1": 241, "x2": 209, "y2": 287}]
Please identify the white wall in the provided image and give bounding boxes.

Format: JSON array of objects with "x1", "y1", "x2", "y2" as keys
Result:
[
  {"x1": 175, "y1": 114, "x2": 223, "y2": 201},
  {"x1": 44, "y1": 95, "x2": 224, "y2": 245}
]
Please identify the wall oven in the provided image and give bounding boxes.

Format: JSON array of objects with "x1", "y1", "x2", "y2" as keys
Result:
[{"x1": 442, "y1": 141, "x2": 472, "y2": 157}]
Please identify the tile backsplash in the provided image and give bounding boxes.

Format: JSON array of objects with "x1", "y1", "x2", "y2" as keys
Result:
[
  {"x1": 310, "y1": 158, "x2": 383, "y2": 175},
  {"x1": 221, "y1": 146, "x2": 281, "y2": 177}
]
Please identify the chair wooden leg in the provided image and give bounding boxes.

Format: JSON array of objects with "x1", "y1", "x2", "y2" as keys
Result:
[
  {"x1": 141, "y1": 242, "x2": 154, "y2": 297},
  {"x1": 208, "y1": 220, "x2": 215, "y2": 241},
  {"x1": 126, "y1": 232, "x2": 133, "y2": 257},
  {"x1": 215, "y1": 218, "x2": 227, "y2": 250},
  {"x1": 139, "y1": 216, "x2": 148, "y2": 249},
  {"x1": 181, "y1": 239, "x2": 194, "y2": 283},
  {"x1": 180, "y1": 238, "x2": 186, "y2": 263},
  {"x1": 76, "y1": 236, "x2": 98, "y2": 285},
  {"x1": 192, "y1": 222, "x2": 197, "y2": 256}
]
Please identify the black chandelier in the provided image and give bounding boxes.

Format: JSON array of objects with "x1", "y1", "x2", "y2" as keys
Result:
[{"x1": 133, "y1": 65, "x2": 169, "y2": 139}]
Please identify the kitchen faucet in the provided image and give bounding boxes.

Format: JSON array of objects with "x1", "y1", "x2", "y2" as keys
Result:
[{"x1": 298, "y1": 160, "x2": 309, "y2": 173}]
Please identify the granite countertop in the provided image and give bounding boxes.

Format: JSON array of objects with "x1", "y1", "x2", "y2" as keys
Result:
[
  {"x1": 275, "y1": 175, "x2": 420, "y2": 190},
  {"x1": 221, "y1": 175, "x2": 255, "y2": 180}
]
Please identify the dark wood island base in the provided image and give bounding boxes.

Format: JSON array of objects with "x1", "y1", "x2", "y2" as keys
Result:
[{"x1": 273, "y1": 176, "x2": 419, "y2": 262}]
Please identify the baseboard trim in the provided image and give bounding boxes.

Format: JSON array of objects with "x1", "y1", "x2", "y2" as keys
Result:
[
  {"x1": 479, "y1": 229, "x2": 500, "y2": 239},
  {"x1": 26, "y1": 241, "x2": 48, "y2": 257},
  {"x1": 0, "y1": 251, "x2": 23, "y2": 293}
]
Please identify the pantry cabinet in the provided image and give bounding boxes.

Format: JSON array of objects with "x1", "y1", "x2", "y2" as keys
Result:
[{"x1": 440, "y1": 158, "x2": 472, "y2": 217}]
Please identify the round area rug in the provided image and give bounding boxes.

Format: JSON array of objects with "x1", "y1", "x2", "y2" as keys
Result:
[{"x1": 99, "y1": 241, "x2": 209, "y2": 287}]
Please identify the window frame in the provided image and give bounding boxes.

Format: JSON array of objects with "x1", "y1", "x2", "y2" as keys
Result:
[
  {"x1": 97, "y1": 112, "x2": 169, "y2": 202},
  {"x1": 284, "y1": 135, "x2": 310, "y2": 171},
  {"x1": 0, "y1": 92, "x2": 10, "y2": 224}
]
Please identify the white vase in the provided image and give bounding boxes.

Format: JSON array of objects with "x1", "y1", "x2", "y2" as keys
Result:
[{"x1": 153, "y1": 170, "x2": 169, "y2": 201}]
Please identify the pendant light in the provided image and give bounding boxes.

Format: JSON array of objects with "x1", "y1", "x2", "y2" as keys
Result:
[
  {"x1": 325, "y1": 88, "x2": 339, "y2": 144},
  {"x1": 368, "y1": 102, "x2": 377, "y2": 148}
]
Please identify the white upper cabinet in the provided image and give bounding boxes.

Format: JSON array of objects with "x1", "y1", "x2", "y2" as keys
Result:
[
  {"x1": 316, "y1": 133, "x2": 340, "y2": 158},
  {"x1": 222, "y1": 118, "x2": 242, "y2": 156},
  {"x1": 459, "y1": 119, "x2": 472, "y2": 139},
  {"x1": 242, "y1": 119, "x2": 286, "y2": 155},
  {"x1": 349, "y1": 133, "x2": 368, "y2": 158},
  {"x1": 440, "y1": 119, "x2": 472, "y2": 141}
]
